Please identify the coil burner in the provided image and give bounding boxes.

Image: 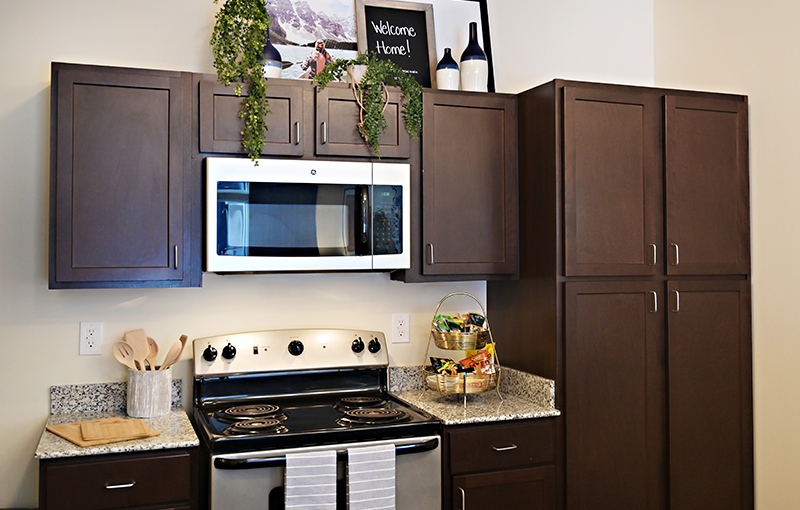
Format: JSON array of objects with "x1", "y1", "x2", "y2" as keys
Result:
[
  {"x1": 215, "y1": 404, "x2": 287, "y2": 423},
  {"x1": 333, "y1": 396, "x2": 388, "y2": 412},
  {"x1": 337, "y1": 407, "x2": 409, "y2": 426},
  {"x1": 224, "y1": 418, "x2": 289, "y2": 435}
]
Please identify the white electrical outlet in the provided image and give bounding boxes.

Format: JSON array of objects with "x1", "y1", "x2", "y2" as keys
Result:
[
  {"x1": 79, "y1": 322, "x2": 103, "y2": 355},
  {"x1": 392, "y1": 313, "x2": 410, "y2": 343}
]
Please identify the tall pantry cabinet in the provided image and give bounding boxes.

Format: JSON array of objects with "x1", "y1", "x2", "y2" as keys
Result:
[{"x1": 487, "y1": 80, "x2": 753, "y2": 510}]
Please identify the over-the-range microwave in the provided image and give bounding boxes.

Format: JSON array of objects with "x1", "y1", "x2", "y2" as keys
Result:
[{"x1": 205, "y1": 157, "x2": 410, "y2": 273}]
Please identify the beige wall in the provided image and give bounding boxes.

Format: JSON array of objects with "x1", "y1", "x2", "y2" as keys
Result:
[
  {"x1": 0, "y1": 0, "x2": 656, "y2": 507},
  {"x1": 654, "y1": 2, "x2": 797, "y2": 507}
]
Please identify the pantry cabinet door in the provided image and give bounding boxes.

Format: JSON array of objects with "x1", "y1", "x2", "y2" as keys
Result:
[
  {"x1": 665, "y1": 95, "x2": 750, "y2": 275},
  {"x1": 667, "y1": 279, "x2": 753, "y2": 510},
  {"x1": 563, "y1": 86, "x2": 662, "y2": 277},
  {"x1": 564, "y1": 281, "x2": 666, "y2": 510}
]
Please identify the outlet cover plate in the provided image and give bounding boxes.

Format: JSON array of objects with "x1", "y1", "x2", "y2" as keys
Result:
[
  {"x1": 392, "y1": 313, "x2": 410, "y2": 343},
  {"x1": 79, "y1": 322, "x2": 103, "y2": 355}
]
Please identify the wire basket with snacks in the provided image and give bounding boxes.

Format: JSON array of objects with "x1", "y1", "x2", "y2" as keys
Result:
[{"x1": 421, "y1": 292, "x2": 502, "y2": 406}]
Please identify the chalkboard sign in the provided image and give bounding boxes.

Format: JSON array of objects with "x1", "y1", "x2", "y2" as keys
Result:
[{"x1": 356, "y1": 0, "x2": 438, "y2": 88}]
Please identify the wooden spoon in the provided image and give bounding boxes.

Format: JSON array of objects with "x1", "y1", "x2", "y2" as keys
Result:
[
  {"x1": 145, "y1": 337, "x2": 159, "y2": 370},
  {"x1": 113, "y1": 341, "x2": 138, "y2": 371},
  {"x1": 159, "y1": 338, "x2": 181, "y2": 370}
]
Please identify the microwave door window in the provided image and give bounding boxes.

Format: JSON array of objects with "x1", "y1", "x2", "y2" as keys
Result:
[{"x1": 216, "y1": 182, "x2": 356, "y2": 258}]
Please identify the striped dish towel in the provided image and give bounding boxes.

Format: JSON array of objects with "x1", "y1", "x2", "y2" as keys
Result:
[
  {"x1": 285, "y1": 450, "x2": 337, "y2": 510},
  {"x1": 347, "y1": 444, "x2": 396, "y2": 510}
]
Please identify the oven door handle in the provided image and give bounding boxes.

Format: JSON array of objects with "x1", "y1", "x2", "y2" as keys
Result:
[{"x1": 213, "y1": 437, "x2": 439, "y2": 470}]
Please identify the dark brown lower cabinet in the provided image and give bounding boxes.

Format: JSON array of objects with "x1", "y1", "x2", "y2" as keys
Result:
[
  {"x1": 564, "y1": 279, "x2": 752, "y2": 510},
  {"x1": 565, "y1": 281, "x2": 667, "y2": 510},
  {"x1": 443, "y1": 419, "x2": 557, "y2": 510},
  {"x1": 38, "y1": 448, "x2": 198, "y2": 510},
  {"x1": 453, "y1": 466, "x2": 556, "y2": 510},
  {"x1": 666, "y1": 280, "x2": 753, "y2": 510}
]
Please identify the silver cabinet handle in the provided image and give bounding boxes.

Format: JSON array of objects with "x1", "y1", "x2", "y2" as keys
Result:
[
  {"x1": 491, "y1": 444, "x2": 518, "y2": 451},
  {"x1": 671, "y1": 243, "x2": 680, "y2": 265},
  {"x1": 173, "y1": 245, "x2": 178, "y2": 270},
  {"x1": 295, "y1": 122, "x2": 300, "y2": 145},
  {"x1": 427, "y1": 244, "x2": 434, "y2": 265},
  {"x1": 672, "y1": 290, "x2": 680, "y2": 312},
  {"x1": 105, "y1": 481, "x2": 136, "y2": 490},
  {"x1": 459, "y1": 487, "x2": 466, "y2": 510},
  {"x1": 321, "y1": 121, "x2": 328, "y2": 144},
  {"x1": 650, "y1": 291, "x2": 658, "y2": 313},
  {"x1": 649, "y1": 244, "x2": 657, "y2": 266}
]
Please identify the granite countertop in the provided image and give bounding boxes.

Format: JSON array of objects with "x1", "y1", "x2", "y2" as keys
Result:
[
  {"x1": 389, "y1": 366, "x2": 561, "y2": 426},
  {"x1": 35, "y1": 408, "x2": 199, "y2": 460},
  {"x1": 35, "y1": 381, "x2": 199, "y2": 460}
]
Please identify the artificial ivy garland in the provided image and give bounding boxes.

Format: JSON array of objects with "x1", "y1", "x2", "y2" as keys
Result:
[{"x1": 210, "y1": 0, "x2": 272, "y2": 162}]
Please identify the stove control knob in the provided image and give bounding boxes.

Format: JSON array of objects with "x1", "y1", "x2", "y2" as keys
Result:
[
  {"x1": 352, "y1": 337, "x2": 365, "y2": 354},
  {"x1": 368, "y1": 337, "x2": 381, "y2": 354},
  {"x1": 222, "y1": 343, "x2": 237, "y2": 361},
  {"x1": 202, "y1": 345, "x2": 218, "y2": 362},
  {"x1": 288, "y1": 340, "x2": 304, "y2": 356}
]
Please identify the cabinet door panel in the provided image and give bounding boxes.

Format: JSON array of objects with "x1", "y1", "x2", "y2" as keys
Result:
[
  {"x1": 315, "y1": 85, "x2": 409, "y2": 158},
  {"x1": 452, "y1": 466, "x2": 556, "y2": 510},
  {"x1": 563, "y1": 86, "x2": 662, "y2": 276},
  {"x1": 667, "y1": 280, "x2": 753, "y2": 510},
  {"x1": 665, "y1": 96, "x2": 749, "y2": 275},
  {"x1": 199, "y1": 79, "x2": 304, "y2": 156},
  {"x1": 52, "y1": 65, "x2": 188, "y2": 286},
  {"x1": 421, "y1": 91, "x2": 518, "y2": 275},
  {"x1": 564, "y1": 281, "x2": 666, "y2": 510}
]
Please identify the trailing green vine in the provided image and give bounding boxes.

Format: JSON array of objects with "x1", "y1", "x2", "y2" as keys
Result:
[
  {"x1": 210, "y1": 0, "x2": 272, "y2": 162},
  {"x1": 314, "y1": 52, "x2": 422, "y2": 157}
]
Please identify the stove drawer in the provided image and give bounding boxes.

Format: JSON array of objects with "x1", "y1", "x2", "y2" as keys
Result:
[
  {"x1": 446, "y1": 419, "x2": 555, "y2": 475},
  {"x1": 39, "y1": 448, "x2": 196, "y2": 510}
]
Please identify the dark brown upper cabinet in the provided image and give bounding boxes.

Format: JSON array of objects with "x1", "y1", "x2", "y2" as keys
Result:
[
  {"x1": 419, "y1": 90, "x2": 519, "y2": 278},
  {"x1": 196, "y1": 77, "x2": 411, "y2": 160},
  {"x1": 198, "y1": 78, "x2": 307, "y2": 157},
  {"x1": 50, "y1": 63, "x2": 199, "y2": 288},
  {"x1": 315, "y1": 82, "x2": 411, "y2": 159},
  {"x1": 563, "y1": 84, "x2": 749, "y2": 277},
  {"x1": 563, "y1": 87, "x2": 663, "y2": 276},
  {"x1": 664, "y1": 95, "x2": 750, "y2": 275}
]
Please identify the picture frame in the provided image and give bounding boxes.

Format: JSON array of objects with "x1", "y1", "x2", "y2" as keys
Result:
[{"x1": 355, "y1": 0, "x2": 438, "y2": 88}]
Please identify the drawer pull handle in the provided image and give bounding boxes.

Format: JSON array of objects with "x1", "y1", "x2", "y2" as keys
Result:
[
  {"x1": 491, "y1": 444, "x2": 518, "y2": 451},
  {"x1": 459, "y1": 486, "x2": 466, "y2": 510},
  {"x1": 105, "y1": 481, "x2": 136, "y2": 490}
]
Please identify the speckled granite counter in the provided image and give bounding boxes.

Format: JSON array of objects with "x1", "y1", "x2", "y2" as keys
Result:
[
  {"x1": 35, "y1": 382, "x2": 199, "y2": 460},
  {"x1": 389, "y1": 366, "x2": 560, "y2": 425}
]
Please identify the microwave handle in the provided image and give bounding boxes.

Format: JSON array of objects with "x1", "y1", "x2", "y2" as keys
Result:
[
  {"x1": 354, "y1": 185, "x2": 370, "y2": 256},
  {"x1": 213, "y1": 438, "x2": 439, "y2": 470}
]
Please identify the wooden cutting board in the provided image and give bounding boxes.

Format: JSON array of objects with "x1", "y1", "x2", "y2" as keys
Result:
[{"x1": 46, "y1": 417, "x2": 160, "y2": 447}]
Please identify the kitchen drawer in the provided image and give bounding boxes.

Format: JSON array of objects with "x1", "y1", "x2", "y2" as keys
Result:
[
  {"x1": 447, "y1": 419, "x2": 554, "y2": 475},
  {"x1": 40, "y1": 450, "x2": 192, "y2": 510}
]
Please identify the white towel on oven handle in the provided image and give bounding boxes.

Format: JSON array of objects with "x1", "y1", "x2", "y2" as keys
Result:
[
  {"x1": 347, "y1": 443, "x2": 396, "y2": 510},
  {"x1": 285, "y1": 450, "x2": 337, "y2": 510}
]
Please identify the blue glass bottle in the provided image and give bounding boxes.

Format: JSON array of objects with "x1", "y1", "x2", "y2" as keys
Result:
[
  {"x1": 459, "y1": 22, "x2": 487, "y2": 92},
  {"x1": 262, "y1": 28, "x2": 282, "y2": 78},
  {"x1": 436, "y1": 48, "x2": 459, "y2": 90}
]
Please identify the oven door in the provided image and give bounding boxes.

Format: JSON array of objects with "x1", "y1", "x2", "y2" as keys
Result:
[{"x1": 209, "y1": 435, "x2": 441, "y2": 510}]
